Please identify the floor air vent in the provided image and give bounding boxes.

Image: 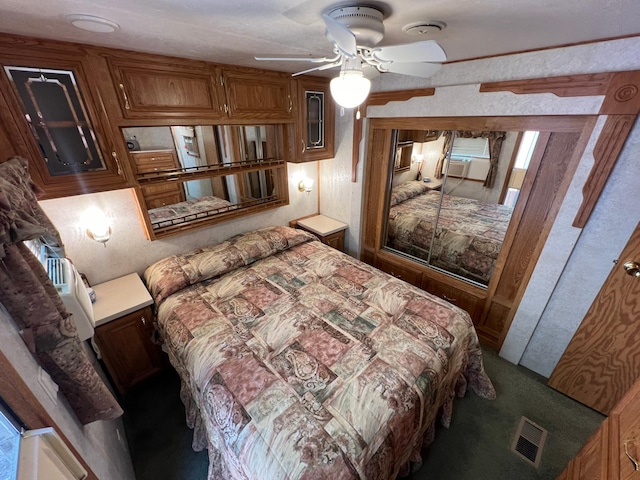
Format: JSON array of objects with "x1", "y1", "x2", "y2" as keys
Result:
[{"x1": 511, "y1": 417, "x2": 548, "y2": 468}]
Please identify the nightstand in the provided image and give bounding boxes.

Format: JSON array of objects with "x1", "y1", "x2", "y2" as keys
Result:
[
  {"x1": 92, "y1": 273, "x2": 165, "y2": 394},
  {"x1": 423, "y1": 179, "x2": 443, "y2": 191},
  {"x1": 292, "y1": 214, "x2": 348, "y2": 252}
]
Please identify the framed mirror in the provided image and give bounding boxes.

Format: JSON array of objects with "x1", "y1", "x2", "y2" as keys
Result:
[
  {"x1": 384, "y1": 128, "x2": 540, "y2": 287},
  {"x1": 122, "y1": 124, "x2": 289, "y2": 239}
]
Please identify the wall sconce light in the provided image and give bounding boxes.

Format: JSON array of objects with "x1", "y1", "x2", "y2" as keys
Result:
[
  {"x1": 298, "y1": 179, "x2": 314, "y2": 194},
  {"x1": 84, "y1": 208, "x2": 112, "y2": 247}
]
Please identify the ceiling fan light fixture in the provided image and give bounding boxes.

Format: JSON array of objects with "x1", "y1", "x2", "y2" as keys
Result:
[{"x1": 330, "y1": 69, "x2": 371, "y2": 109}]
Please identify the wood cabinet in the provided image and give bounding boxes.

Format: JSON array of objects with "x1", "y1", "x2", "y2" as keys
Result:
[
  {"x1": 108, "y1": 58, "x2": 226, "y2": 120},
  {"x1": 558, "y1": 377, "x2": 640, "y2": 480},
  {"x1": 222, "y1": 69, "x2": 294, "y2": 120},
  {"x1": 421, "y1": 276, "x2": 486, "y2": 324},
  {"x1": 292, "y1": 215, "x2": 347, "y2": 253},
  {"x1": 94, "y1": 306, "x2": 165, "y2": 394},
  {"x1": 294, "y1": 77, "x2": 335, "y2": 162},
  {"x1": 0, "y1": 38, "x2": 129, "y2": 199}
]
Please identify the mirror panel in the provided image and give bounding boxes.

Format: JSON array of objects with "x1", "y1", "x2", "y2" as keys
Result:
[
  {"x1": 122, "y1": 124, "x2": 288, "y2": 239},
  {"x1": 385, "y1": 128, "x2": 539, "y2": 286}
]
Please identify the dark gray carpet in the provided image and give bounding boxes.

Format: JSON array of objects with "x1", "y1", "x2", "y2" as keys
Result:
[{"x1": 123, "y1": 347, "x2": 603, "y2": 480}]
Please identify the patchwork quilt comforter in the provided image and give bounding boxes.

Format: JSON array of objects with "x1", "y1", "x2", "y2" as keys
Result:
[
  {"x1": 144, "y1": 226, "x2": 495, "y2": 479},
  {"x1": 387, "y1": 181, "x2": 513, "y2": 284}
]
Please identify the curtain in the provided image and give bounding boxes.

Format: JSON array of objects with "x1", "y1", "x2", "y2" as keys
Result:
[
  {"x1": 434, "y1": 131, "x2": 454, "y2": 179},
  {"x1": 0, "y1": 157, "x2": 122, "y2": 424},
  {"x1": 455, "y1": 130, "x2": 507, "y2": 188}
]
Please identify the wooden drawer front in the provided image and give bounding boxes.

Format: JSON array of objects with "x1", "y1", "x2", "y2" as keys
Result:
[
  {"x1": 94, "y1": 306, "x2": 165, "y2": 393},
  {"x1": 422, "y1": 279, "x2": 484, "y2": 324},
  {"x1": 375, "y1": 256, "x2": 422, "y2": 287},
  {"x1": 109, "y1": 61, "x2": 224, "y2": 118},
  {"x1": 223, "y1": 71, "x2": 293, "y2": 119},
  {"x1": 131, "y1": 151, "x2": 178, "y2": 174},
  {"x1": 142, "y1": 183, "x2": 185, "y2": 209}
]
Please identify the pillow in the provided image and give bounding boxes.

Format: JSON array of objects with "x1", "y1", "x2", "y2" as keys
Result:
[
  {"x1": 389, "y1": 181, "x2": 431, "y2": 206},
  {"x1": 144, "y1": 226, "x2": 316, "y2": 304}
]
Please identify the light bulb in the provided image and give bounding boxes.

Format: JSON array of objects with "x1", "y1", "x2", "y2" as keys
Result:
[{"x1": 330, "y1": 70, "x2": 371, "y2": 109}]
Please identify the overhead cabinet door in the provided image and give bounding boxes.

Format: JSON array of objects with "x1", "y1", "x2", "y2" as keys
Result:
[
  {"x1": 108, "y1": 58, "x2": 226, "y2": 119},
  {"x1": 222, "y1": 70, "x2": 294, "y2": 120}
]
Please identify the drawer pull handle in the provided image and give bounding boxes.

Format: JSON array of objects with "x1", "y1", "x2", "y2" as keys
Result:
[
  {"x1": 442, "y1": 294, "x2": 457, "y2": 303},
  {"x1": 118, "y1": 83, "x2": 130, "y2": 110},
  {"x1": 288, "y1": 94, "x2": 292, "y2": 113},
  {"x1": 625, "y1": 440, "x2": 640, "y2": 471},
  {"x1": 141, "y1": 316, "x2": 146, "y2": 326}
]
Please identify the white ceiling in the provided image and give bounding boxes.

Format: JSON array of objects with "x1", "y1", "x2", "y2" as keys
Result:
[{"x1": 0, "y1": 0, "x2": 639, "y2": 76}]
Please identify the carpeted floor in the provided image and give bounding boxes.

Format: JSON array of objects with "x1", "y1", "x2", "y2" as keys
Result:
[{"x1": 122, "y1": 347, "x2": 603, "y2": 480}]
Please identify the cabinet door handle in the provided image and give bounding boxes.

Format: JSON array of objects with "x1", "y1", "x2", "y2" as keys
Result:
[
  {"x1": 301, "y1": 139, "x2": 306, "y2": 154},
  {"x1": 442, "y1": 294, "x2": 457, "y2": 303},
  {"x1": 111, "y1": 151, "x2": 122, "y2": 176},
  {"x1": 118, "y1": 83, "x2": 130, "y2": 110},
  {"x1": 288, "y1": 94, "x2": 292, "y2": 113},
  {"x1": 625, "y1": 439, "x2": 640, "y2": 471},
  {"x1": 141, "y1": 316, "x2": 146, "y2": 326}
]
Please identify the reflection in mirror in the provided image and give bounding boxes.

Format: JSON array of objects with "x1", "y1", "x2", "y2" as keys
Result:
[
  {"x1": 385, "y1": 129, "x2": 539, "y2": 286},
  {"x1": 123, "y1": 124, "x2": 288, "y2": 240},
  {"x1": 123, "y1": 124, "x2": 284, "y2": 179},
  {"x1": 144, "y1": 169, "x2": 279, "y2": 230}
]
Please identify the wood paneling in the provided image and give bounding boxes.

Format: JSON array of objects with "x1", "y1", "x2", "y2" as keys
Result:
[
  {"x1": 599, "y1": 71, "x2": 640, "y2": 115},
  {"x1": 549, "y1": 222, "x2": 640, "y2": 415}
]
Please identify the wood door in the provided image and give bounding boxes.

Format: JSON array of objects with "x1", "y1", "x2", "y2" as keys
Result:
[
  {"x1": 94, "y1": 306, "x2": 165, "y2": 394},
  {"x1": 295, "y1": 77, "x2": 335, "y2": 162},
  {"x1": 549, "y1": 221, "x2": 640, "y2": 414}
]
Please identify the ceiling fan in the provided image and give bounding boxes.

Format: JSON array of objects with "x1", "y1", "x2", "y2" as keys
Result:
[{"x1": 255, "y1": 4, "x2": 447, "y2": 108}]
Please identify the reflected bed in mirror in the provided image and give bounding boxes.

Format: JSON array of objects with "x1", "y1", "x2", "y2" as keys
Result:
[
  {"x1": 385, "y1": 129, "x2": 538, "y2": 286},
  {"x1": 124, "y1": 124, "x2": 289, "y2": 239}
]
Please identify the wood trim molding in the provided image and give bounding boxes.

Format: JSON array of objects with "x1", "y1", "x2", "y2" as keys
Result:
[
  {"x1": 0, "y1": 349, "x2": 99, "y2": 480},
  {"x1": 351, "y1": 88, "x2": 435, "y2": 182},
  {"x1": 573, "y1": 114, "x2": 637, "y2": 227},
  {"x1": 479, "y1": 73, "x2": 613, "y2": 97}
]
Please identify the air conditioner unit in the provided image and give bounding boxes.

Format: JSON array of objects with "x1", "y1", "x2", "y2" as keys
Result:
[
  {"x1": 46, "y1": 258, "x2": 95, "y2": 341},
  {"x1": 447, "y1": 160, "x2": 470, "y2": 178}
]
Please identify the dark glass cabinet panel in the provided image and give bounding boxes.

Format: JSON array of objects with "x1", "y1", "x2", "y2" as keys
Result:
[
  {"x1": 305, "y1": 90, "x2": 324, "y2": 150},
  {"x1": 4, "y1": 66, "x2": 106, "y2": 176}
]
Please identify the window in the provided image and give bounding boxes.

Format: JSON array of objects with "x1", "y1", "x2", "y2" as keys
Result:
[
  {"x1": 450, "y1": 137, "x2": 490, "y2": 160},
  {"x1": 0, "y1": 402, "x2": 22, "y2": 480}
]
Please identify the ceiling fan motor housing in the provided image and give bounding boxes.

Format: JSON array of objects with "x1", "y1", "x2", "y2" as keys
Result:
[{"x1": 328, "y1": 6, "x2": 385, "y2": 47}]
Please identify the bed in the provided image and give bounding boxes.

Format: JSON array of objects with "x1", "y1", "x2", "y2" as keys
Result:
[
  {"x1": 148, "y1": 195, "x2": 237, "y2": 229},
  {"x1": 143, "y1": 226, "x2": 495, "y2": 479},
  {"x1": 387, "y1": 181, "x2": 513, "y2": 284}
]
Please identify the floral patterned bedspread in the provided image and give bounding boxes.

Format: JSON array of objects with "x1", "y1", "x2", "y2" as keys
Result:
[
  {"x1": 148, "y1": 195, "x2": 236, "y2": 228},
  {"x1": 144, "y1": 226, "x2": 495, "y2": 480},
  {"x1": 387, "y1": 181, "x2": 513, "y2": 284}
]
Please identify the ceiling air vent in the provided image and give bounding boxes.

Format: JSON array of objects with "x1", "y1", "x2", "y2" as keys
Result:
[{"x1": 511, "y1": 416, "x2": 548, "y2": 468}]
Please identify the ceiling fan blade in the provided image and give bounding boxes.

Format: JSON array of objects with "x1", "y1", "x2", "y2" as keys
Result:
[
  {"x1": 381, "y1": 62, "x2": 442, "y2": 78},
  {"x1": 292, "y1": 60, "x2": 342, "y2": 77},
  {"x1": 372, "y1": 41, "x2": 446, "y2": 64},
  {"x1": 255, "y1": 54, "x2": 336, "y2": 63},
  {"x1": 321, "y1": 13, "x2": 357, "y2": 58}
]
